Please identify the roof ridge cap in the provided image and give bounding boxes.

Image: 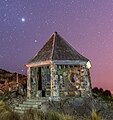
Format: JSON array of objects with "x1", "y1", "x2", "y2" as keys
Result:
[{"x1": 51, "y1": 32, "x2": 56, "y2": 60}]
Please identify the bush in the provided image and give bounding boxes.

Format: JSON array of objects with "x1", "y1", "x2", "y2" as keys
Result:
[{"x1": 92, "y1": 87, "x2": 113, "y2": 101}]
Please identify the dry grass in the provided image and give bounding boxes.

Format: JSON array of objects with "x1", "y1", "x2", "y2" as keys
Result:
[
  {"x1": 0, "y1": 111, "x2": 20, "y2": 120},
  {"x1": 23, "y1": 108, "x2": 44, "y2": 120},
  {"x1": 23, "y1": 109, "x2": 74, "y2": 120},
  {"x1": 0, "y1": 100, "x2": 20, "y2": 120},
  {"x1": 88, "y1": 109, "x2": 102, "y2": 120}
]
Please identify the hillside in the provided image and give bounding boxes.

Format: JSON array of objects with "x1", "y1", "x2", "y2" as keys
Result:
[{"x1": 0, "y1": 68, "x2": 27, "y2": 91}]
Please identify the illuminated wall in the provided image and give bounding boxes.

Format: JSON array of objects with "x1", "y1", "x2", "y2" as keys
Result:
[
  {"x1": 29, "y1": 64, "x2": 91, "y2": 98},
  {"x1": 52, "y1": 64, "x2": 91, "y2": 97}
]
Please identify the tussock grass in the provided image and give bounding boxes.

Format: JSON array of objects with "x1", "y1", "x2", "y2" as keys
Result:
[
  {"x1": 0, "y1": 100, "x2": 20, "y2": 120},
  {"x1": 0, "y1": 111, "x2": 20, "y2": 120},
  {"x1": 88, "y1": 109, "x2": 102, "y2": 120},
  {"x1": 23, "y1": 108, "x2": 44, "y2": 120},
  {"x1": 0, "y1": 100, "x2": 11, "y2": 113},
  {"x1": 23, "y1": 109, "x2": 74, "y2": 120}
]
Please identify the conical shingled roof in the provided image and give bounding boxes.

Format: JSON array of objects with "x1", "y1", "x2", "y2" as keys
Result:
[{"x1": 27, "y1": 32, "x2": 89, "y2": 64}]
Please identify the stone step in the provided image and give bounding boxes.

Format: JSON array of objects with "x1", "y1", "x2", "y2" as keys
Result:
[
  {"x1": 14, "y1": 105, "x2": 41, "y2": 114},
  {"x1": 26, "y1": 98, "x2": 46, "y2": 102},
  {"x1": 14, "y1": 97, "x2": 47, "y2": 114},
  {"x1": 23, "y1": 101, "x2": 42, "y2": 105},
  {"x1": 15, "y1": 106, "x2": 29, "y2": 111},
  {"x1": 16, "y1": 105, "x2": 41, "y2": 109},
  {"x1": 15, "y1": 106, "x2": 41, "y2": 111},
  {"x1": 19, "y1": 104, "x2": 39, "y2": 108},
  {"x1": 14, "y1": 109, "x2": 25, "y2": 114}
]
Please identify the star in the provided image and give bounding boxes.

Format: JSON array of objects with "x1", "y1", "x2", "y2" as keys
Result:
[
  {"x1": 21, "y1": 18, "x2": 25, "y2": 22},
  {"x1": 34, "y1": 40, "x2": 38, "y2": 43}
]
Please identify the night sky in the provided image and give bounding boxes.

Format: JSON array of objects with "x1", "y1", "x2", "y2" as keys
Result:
[{"x1": 0, "y1": 0, "x2": 113, "y2": 91}]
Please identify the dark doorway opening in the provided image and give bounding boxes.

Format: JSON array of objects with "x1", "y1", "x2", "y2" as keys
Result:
[
  {"x1": 38, "y1": 67, "x2": 46, "y2": 97},
  {"x1": 38, "y1": 67, "x2": 42, "y2": 90},
  {"x1": 42, "y1": 90, "x2": 46, "y2": 97}
]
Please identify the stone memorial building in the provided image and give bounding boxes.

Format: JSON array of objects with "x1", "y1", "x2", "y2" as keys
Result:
[{"x1": 26, "y1": 32, "x2": 92, "y2": 100}]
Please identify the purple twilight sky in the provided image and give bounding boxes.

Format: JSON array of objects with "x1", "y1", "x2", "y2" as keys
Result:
[{"x1": 0, "y1": 0, "x2": 113, "y2": 91}]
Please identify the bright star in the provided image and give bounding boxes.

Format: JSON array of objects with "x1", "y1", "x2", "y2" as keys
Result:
[
  {"x1": 21, "y1": 18, "x2": 25, "y2": 22},
  {"x1": 34, "y1": 40, "x2": 37, "y2": 43}
]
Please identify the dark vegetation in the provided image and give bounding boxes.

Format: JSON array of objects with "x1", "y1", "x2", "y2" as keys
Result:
[{"x1": 92, "y1": 87, "x2": 113, "y2": 101}]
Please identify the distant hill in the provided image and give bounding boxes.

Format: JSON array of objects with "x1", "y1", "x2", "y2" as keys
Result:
[{"x1": 0, "y1": 68, "x2": 27, "y2": 84}]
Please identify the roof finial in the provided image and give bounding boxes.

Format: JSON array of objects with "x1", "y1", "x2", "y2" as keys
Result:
[{"x1": 55, "y1": 31, "x2": 57, "y2": 34}]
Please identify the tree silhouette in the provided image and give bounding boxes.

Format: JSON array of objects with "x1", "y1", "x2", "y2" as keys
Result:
[
  {"x1": 103, "y1": 90, "x2": 112, "y2": 98},
  {"x1": 92, "y1": 87, "x2": 112, "y2": 100},
  {"x1": 92, "y1": 87, "x2": 99, "y2": 94}
]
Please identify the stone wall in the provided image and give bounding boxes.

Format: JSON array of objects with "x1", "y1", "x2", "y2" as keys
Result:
[
  {"x1": 50, "y1": 64, "x2": 59, "y2": 97},
  {"x1": 51, "y1": 64, "x2": 91, "y2": 97},
  {"x1": 27, "y1": 67, "x2": 31, "y2": 98},
  {"x1": 28, "y1": 63, "x2": 91, "y2": 98},
  {"x1": 30, "y1": 67, "x2": 38, "y2": 98}
]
